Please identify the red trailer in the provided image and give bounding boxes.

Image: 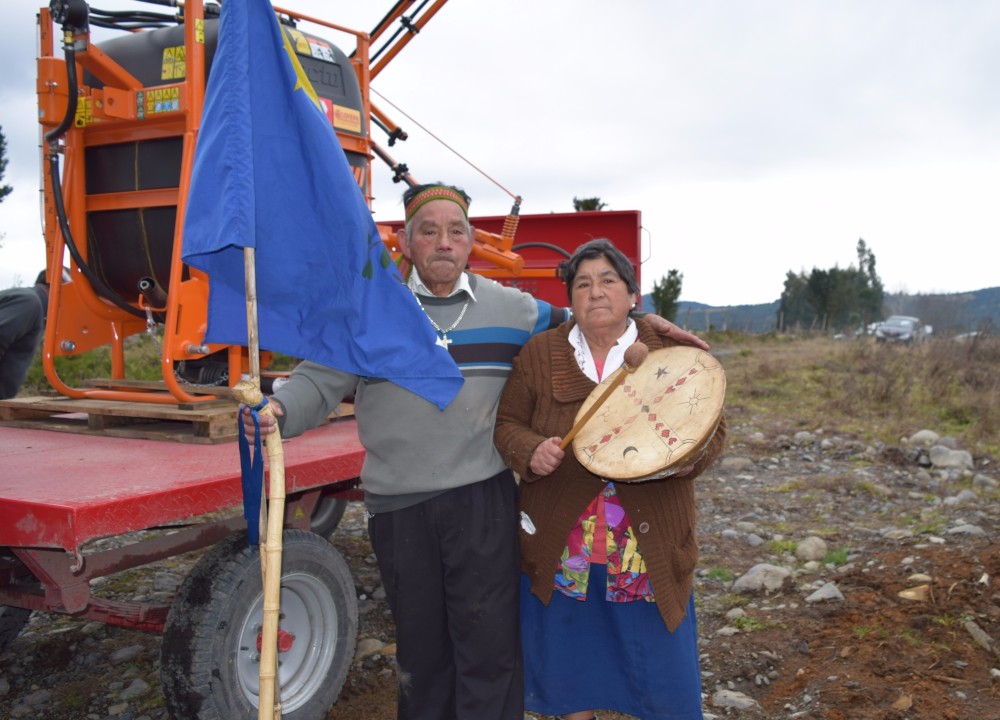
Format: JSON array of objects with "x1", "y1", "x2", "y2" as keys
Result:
[{"x1": 0, "y1": 418, "x2": 365, "y2": 718}]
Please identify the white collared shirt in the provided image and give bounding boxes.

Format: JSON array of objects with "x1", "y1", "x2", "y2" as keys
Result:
[
  {"x1": 569, "y1": 319, "x2": 638, "y2": 383},
  {"x1": 408, "y1": 269, "x2": 477, "y2": 302}
]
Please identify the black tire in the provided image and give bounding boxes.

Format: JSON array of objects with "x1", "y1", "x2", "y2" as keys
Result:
[
  {"x1": 0, "y1": 604, "x2": 32, "y2": 652},
  {"x1": 309, "y1": 490, "x2": 348, "y2": 538},
  {"x1": 160, "y1": 530, "x2": 358, "y2": 720}
]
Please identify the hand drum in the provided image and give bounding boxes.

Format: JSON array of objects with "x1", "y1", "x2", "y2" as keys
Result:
[{"x1": 571, "y1": 346, "x2": 726, "y2": 482}]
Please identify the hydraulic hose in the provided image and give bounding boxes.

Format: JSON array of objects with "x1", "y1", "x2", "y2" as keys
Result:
[
  {"x1": 43, "y1": 32, "x2": 78, "y2": 147},
  {"x1": 45, "y1": 25, "x2": 147, "y2": 320},
  {"x1": 512, "y1": 242, "x2": 572, "y2": 259}
]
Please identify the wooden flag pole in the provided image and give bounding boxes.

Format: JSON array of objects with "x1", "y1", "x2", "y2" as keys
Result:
[{"x1": 230, "y1": 246, "x2": 286, "y2": 720}]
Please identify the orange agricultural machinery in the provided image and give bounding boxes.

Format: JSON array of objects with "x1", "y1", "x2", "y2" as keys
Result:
[{"x1": 35, "y1": 0, "x2": 644, "y2": 405}]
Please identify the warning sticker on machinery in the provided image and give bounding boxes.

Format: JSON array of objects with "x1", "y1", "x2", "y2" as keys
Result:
[
  {"x1": 74, "y1": 97, "x2": 93, "y2": 127},
  {"x1": 287, "y1": 29, "x2": 311, "y2": 56},
  {"x1": 308, "y1": 38, "x2": 336, "y2": 63},
  {"x1": 286, "y1": 28, "x2": 336, "y2": 64},
  {"x1": 162, "y1": 46, "x2": 187, "y2": 80},
  {"x1": 145, "y1": 87, "x2": 181, "y2": 115}
]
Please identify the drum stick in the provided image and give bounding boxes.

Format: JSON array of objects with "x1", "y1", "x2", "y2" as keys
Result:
[{"x1": 559, "y1": 342, "x2": 649, "y2": 451}]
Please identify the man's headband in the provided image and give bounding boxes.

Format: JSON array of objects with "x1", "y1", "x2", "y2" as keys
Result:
[{"x1": 404, "y1": 186, "x2": 470, "y2": 223}]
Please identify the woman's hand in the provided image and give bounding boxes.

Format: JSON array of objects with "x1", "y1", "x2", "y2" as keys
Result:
[{"x1": 529, "y1": 437, "x2": 565, "y2": 476}]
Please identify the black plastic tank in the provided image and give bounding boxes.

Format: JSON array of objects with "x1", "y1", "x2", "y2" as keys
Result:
[{"x1": 80, "y1": 17, "x2": 367, "y2": 302}]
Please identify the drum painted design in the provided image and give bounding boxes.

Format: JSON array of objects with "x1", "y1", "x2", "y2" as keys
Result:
[{"x1": 572, "y1": 346, "x2": 725, "y2": 482}]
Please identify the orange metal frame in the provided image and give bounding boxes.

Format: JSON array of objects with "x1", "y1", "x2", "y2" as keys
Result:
[
  {"x1": 35, "y1": 0, "x2": 530, "y2": 405},
  {"x1": 38, "y1": 1, "x2": 213, "y2": 403}
]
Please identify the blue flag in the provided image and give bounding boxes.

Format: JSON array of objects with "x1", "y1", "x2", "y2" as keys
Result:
[{"x1": 181, "y1": 0, "x2": 463, "y2": 410}]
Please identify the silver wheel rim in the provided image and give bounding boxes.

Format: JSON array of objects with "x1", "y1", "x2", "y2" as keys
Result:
[{"x1": 235, "y1": 572, "x2": 339, "y2": 713}]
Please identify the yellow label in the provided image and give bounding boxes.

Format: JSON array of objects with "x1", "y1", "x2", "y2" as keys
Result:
[
  {"x1": 161, "y1": 46, "x2": 187, "y2": 80},
  {"x1": 288, "y1": 29, "x2": 310, "y2": 55},
  {"x1": 196, "y1": 18, "x2": 205, "y2": 44},
  {"x1": 332, "y1": 104, "x2": 362, "y2": 133},
  {"x1": 146, "y1": 86, "x2": 181, "y2": 115},
  {"x1": 74, "y1": 97, "x2": 93, "y2": 127}
]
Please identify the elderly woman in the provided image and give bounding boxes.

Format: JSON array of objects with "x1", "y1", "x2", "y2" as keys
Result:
[{"x1": 494, "y1": 239, "x2": 726, "y2": 720}]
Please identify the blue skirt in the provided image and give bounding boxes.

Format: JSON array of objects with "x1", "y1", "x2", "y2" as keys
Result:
[{"x1": 521, "y1": 565, "x2": 703, "y2": 720}]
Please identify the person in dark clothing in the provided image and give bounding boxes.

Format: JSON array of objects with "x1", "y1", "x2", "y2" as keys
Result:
[{"x1": 0, "y1": 271, "x2": 51, "y2": 399}]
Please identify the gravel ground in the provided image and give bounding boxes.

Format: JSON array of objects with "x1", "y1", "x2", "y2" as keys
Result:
[{"x1": 1, "y1": 421, "x2": 998, "y2": 720}]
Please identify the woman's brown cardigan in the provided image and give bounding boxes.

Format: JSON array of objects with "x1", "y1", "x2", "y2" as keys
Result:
[{"x1": 494, "y1": 319, "x2": 726, "y2": 632}]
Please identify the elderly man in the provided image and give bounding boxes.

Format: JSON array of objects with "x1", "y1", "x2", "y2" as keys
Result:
[{"x1": 245, "y1": 183, "x2": 706, "y2": 720}]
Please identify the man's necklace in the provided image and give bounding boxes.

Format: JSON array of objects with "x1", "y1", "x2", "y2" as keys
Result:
[{"x1": 412, "y1": 291, "x2": 470, "y2": 349}]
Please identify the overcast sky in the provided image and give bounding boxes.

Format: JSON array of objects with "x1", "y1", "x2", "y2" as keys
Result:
[{"x1": 1, "y1": 1, "x2": 998, "y2": 306}]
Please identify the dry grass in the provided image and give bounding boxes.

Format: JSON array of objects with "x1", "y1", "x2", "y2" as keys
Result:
[
  {"x1": 711, "y1": 332, "x2": 999, "y2": 458},
  {"x1": 19, "y1": 336, "x2": 298, "y2": 396},
  {"x1": 17, "y1": 327, "x2": 999, "y2": 461}
]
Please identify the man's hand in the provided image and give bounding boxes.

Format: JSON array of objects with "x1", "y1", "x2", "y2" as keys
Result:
[
  {"x1": 241, "y1": 398, "x2": 284, "y2": 442},
  {"x1": 643, "y1": 313, "x2": 710, "y2": 351}
]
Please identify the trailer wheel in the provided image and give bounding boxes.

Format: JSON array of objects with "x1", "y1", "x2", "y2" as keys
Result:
[
  {"x1": 309, "y1": 489, "x2": 348, "y2": 538},
  {"x1": 161, "y1": 530, "x2": 358, "y2": 720}
]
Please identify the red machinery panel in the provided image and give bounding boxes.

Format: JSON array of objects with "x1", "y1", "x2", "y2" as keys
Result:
[{"x1": 386, "y1": 209, "x2": 642, "y2": 307}]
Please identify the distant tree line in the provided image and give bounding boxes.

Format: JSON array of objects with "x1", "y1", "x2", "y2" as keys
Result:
[
  {"x1": 573, "y1": 198, "x2": 900, "y2": 334},
  {"x1": 778, "y1": 239, "x2": 885, "y2": 332}
]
